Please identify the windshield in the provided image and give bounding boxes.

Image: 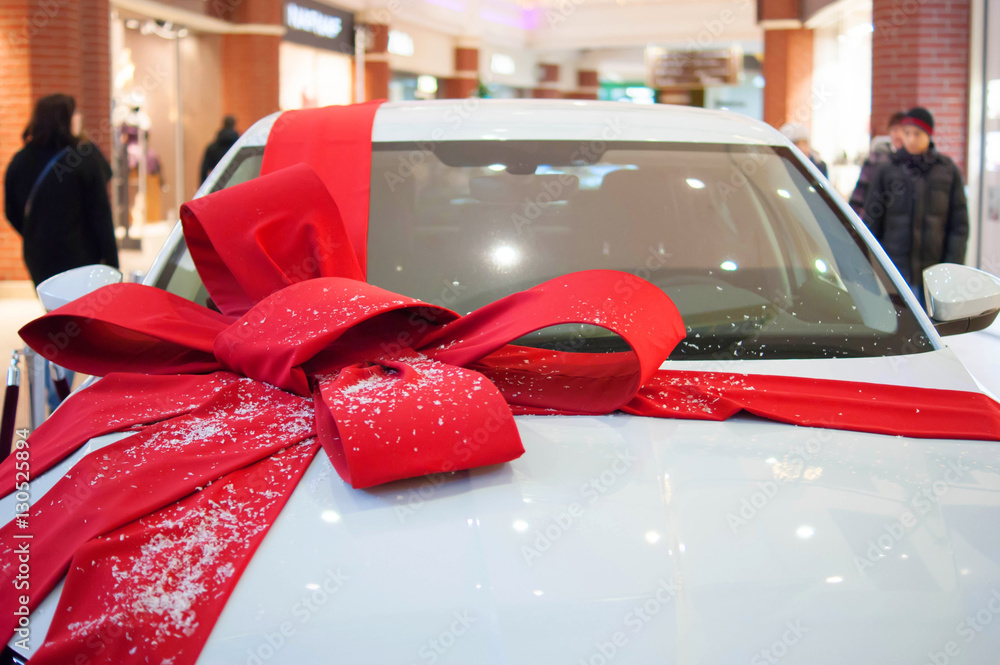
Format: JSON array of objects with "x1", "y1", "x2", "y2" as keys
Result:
[
  {"x1": 155, "y1": 139, "x2": 930, "y2": 361},
  {"x1": 367, "y1": 140, "x2": 930, "y2": 360}
]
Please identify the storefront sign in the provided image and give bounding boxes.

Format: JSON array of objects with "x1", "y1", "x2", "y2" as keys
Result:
[
  {"x1": 283, "y1": 0, "x2": 354, "y2": 54},
  {"x1": 646, "y1": 48, "x2": 740, "y2": 89}
]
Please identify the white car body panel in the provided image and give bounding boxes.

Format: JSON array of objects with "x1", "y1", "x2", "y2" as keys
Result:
[
  {"x1": 9, "y1": 350, "x2": 1000, "y2": 663},
  {"x1": 9, "y1": 100, "x2": 1000, "y2": 663}
]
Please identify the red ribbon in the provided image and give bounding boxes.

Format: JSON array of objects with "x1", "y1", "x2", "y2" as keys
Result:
[{"x1": 2, "y1": 102, "x2": 998, "y2": 664}]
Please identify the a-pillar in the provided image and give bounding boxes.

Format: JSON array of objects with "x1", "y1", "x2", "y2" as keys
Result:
[
  {"x1": 440, "y1": 45, "x2": 480, "y2": 99},
  {"x1": 758, "y1": 0, "x2": 814, "y2": 130},
  {"x1": 871, "y1": 0, "x2": 970, "y2": 173},
  {"x1": 533, "y1": 63, "x2": 561, "y2": 99},
  {"x1": 0, "y1": 0, "x2": 111, "y2": 281},
  {"x1": 563, "y1": 70, "x2": 599, "y2": 100},
  {"x1": 219, "y1": 0, "x2": 281, "y2": 129},
  {"x1": 361, "y1": 22, "x2": 391, "y2": 101}
]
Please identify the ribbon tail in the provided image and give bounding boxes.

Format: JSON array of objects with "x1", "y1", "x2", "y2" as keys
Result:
[
  {"x1": 314, "y1": 353, "x2": 523, "y2": 489},
  {"x1": 0, "y1": 372, "x2": 239, "y2": 498},
  {"x1": 0, "y1": 380, "x2": 315, "y2": 642},
  {"x1": 627, "y1": 371, "x2": 1000, "y2": 440},
  {"x1": 28, "y1": 440, "x2": 319, "y2": 665}
]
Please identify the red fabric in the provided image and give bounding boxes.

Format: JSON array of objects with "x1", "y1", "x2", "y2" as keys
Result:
[
  {"x1": 213, "y1": 276, "x2": 457, "y2": 396},
  {"x1": 181, "y1": 163, "x2": 364, "y2": 317},
  {"x1": 2, "y1": 100, "x2": 999, "y2": 665},
  {"x1": 0, "y1": 372, "x2": 235, "y2": 489},
  {"x1": 0, "y1": 380, "x2": 315, "y2": 643},
  {"x1": 626, "y1": 370, "x2": 1000, "y2": 440},
  {"x1": 315, "y1": 352, "x2": 522, "y2": 488},
  {"x1": 20, "y1": 283, "x2": 230, "y2": 376},
  {"x1": 421, "y1": 269, "x2": 685, "y2": 413},
  {"x1": 28, "y1": 441, "x2": 318, "y2": 665},
  {"x1": 260, "y1": 101, "x2": 384, "y2": 275}
]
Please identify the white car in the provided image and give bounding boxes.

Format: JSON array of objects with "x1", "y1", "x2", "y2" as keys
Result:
[{"x1": 6, "y1": 100, "x2": 1000, "y2": 665}]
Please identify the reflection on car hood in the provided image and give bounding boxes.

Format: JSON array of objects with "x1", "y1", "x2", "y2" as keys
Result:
[{"x1": 10, "y1": 350, "x2": 1000, "y2": 664}]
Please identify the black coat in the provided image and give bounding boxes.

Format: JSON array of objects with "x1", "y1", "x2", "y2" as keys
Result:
[
  {"x1": 849, "y1": 138, "x2": 893, "y2": 216},
  {"x1": 862, "y1": 146, "x2": 968, "y2": 286},
  {"x1": 4, "y1": 142, "x2": 119, "y2": 286},
  {"x1": 200, "y1": 128, "x2": 239, "y2": 183}
]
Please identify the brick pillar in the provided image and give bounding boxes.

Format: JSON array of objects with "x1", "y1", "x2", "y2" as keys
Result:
[
  {"x1": 872, "y1": 0, "x2": 970, "y2": 174},
  {"x1": 564, "y1": 69, "x2": 599, "y2": 100},
  {"x1": 0, "y1": 0, "x2": 111, "y2": 281},
  {"x1": 762, "y1": 28, "x2": 814, "y2": 129},
  {"x1": 80, "y1": 0, "x2": 112, "y2": 157},
  {"x1": 533, "y1": 63, "x2": 560, "y2": 99},
  {"x1": 362, "y1": 22, "x2": 390, "y2": 101},
  {"x1": 440, "y1": 46, "x2": 479, "y2": 99},
  {"x1": 221, "y1": 0, "x2": 280, "y2": 127}
]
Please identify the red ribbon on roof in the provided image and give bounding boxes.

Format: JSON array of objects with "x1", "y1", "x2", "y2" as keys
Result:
[{"x1": 1, "y1": 101, "x2": 998, "y2": 664}]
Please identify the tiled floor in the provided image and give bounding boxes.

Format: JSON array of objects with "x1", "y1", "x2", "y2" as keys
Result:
[{"x1": 1, "y1": 222, "x2": 174, "y2": 432}]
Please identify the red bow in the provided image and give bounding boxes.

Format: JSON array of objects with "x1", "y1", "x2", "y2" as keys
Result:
[
  {"x1": 0, "y1": 103, "x2": 688, "y2": 664},
  {"x1": 19, "y1": 161, "x2": 685, "y2": 488}
]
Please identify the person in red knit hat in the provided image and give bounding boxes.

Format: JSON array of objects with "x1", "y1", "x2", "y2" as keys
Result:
[{"x1": 861, "y1": 106, "x2": 969, "y2": 303}]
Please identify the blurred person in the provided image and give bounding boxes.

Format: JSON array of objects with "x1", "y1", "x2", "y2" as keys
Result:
[
  {"x1": 4, "y1": 93, "x2": 118, "y2": 286},
  {"x1": 862, "y1": 107, "x2": 968, "y2": 301},
  {"x1": 780, "y1": 122, "x2": 828, "y2": 177},
  {"x1": 849, "y1": 111, "x2": 905, "y2": 216},
  {"x1": 200, "y1": 115, "x2": 239, "y2": 184},
  {"x1": 4, "y1": 93, "x2": 118, "y2": 411}
]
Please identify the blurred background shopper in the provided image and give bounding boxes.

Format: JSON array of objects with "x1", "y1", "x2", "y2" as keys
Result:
[
  {"x1": 850, "y1": 111, "x2": 906, "y2": 216},
  {"x1": 862, "y1": 107, "x2": 969, "y2": 301},
  {"x1": 4, "y1": 93, "x2": 118, "y2": 287},
  {"x1": 200, "y1": 115, "x2": 239, "y2": 184},
  {"x1": 780, "y1": 122, "x2": 829, "y2": 177}
]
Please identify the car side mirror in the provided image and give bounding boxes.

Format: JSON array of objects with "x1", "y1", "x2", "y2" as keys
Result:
[
  {"x1": 923, "y1": 263, "x2": 1000, "y2": 336},
  {"x1": 36, "y1": 265, "x2": 123, "y2": 313}
]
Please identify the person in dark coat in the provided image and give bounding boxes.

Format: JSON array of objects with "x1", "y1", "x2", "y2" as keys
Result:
[
  {"x1": 780, "y1": 122, "x2": 829, "y2": 178},
  {"x1": 862, "y1": 107, "x2": 969, "y2": 299},
  {"x1": 849, "y1": 111, "x2": 905, "y2": 216},
  {"x1": 4, "y1": 93, "x2": 119, "y2": 287},
  {"x1": 200, "y1": 115, "x2": 239, "y2": 184}
]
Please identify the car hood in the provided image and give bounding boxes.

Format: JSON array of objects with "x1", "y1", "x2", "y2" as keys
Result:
[{"x1": 10, "y1": 350, "x2": 1000, "y2": 664}]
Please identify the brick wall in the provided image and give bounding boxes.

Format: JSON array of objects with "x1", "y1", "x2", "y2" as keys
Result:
[
  {"x1": 221, "y1": 34, "x2": 281, "y2": 128},
  {"x1": 80, "y1": 0, "x2": 112, "y2": 158},
  {"x1": 0, "y1": 1, "x2": 33, "y2": 280},
  {"x1": 220, "y1": 0, "x2": 281, "y2": 129},
  {"x1": 872, "y1": 0, "x2": 970, "y2": 174},
  {"x1": 0, "y1": 0, "x2": 112, "y2": 281}
]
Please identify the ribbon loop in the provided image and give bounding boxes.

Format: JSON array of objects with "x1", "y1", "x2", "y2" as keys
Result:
[
  {"x1": 18, "y1": 283, "x2": 229, "y2": 377},
  {"x1": 181, "y1": 164, "x2": 364, "y2": 317},
  {"x1": 419, "y1": 270, "x2": 687, "y2": 413}
]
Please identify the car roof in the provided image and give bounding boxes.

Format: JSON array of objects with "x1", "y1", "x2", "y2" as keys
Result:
[
  {"x1": 240, "y1": 100, "x2": 790, "y2": 149},
  {"x1": 370, "y1": 99, "x2": 787, "y2": 145}
]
